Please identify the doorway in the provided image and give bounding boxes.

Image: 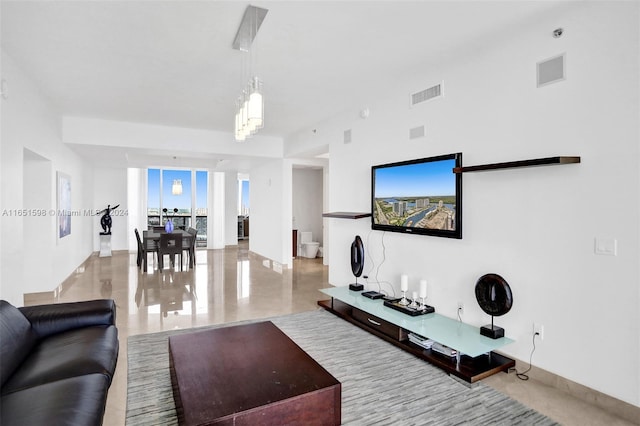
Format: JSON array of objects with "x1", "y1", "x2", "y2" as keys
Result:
[
  {"x1": 23, "y1": 149, "x2": 53, "y2": 292},
  {"x1": 292, "y1": 167, "x2": 324, "y2": 260}
]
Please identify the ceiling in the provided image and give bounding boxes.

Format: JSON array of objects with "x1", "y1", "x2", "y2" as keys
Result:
[{"x1": 1, "y1": 1, "x2": 564, "y2": 169}]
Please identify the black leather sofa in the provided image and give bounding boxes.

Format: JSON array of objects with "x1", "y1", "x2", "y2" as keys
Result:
[{"x1": 0, "y1": 299, "x2": 119, "y2": 426}]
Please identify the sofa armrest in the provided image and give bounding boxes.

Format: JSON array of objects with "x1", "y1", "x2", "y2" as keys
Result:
[{"x1": 19, "y1": 299, "x2": 116, "y2": 338}]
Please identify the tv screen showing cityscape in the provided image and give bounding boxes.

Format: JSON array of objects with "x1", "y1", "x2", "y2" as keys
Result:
[{"x1": 371, "y1": 153, "x2": 462, "y2": 239}]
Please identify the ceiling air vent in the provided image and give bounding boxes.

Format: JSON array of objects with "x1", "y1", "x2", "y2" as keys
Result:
[{"x1": 410, "y1": 82, "x2": 443, "y2": 106}]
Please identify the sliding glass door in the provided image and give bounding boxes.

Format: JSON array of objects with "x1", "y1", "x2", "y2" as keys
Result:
[
  {"x1": 147, "y1": 168, "x2": 207, "y2": 246},
  {"x1": 162, "y1": 169, "x2": 191, "y2": 230}
]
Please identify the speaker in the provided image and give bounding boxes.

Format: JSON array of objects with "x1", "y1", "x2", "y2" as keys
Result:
[
  {"x1": 475, "y1": 274, "x2": 512, "y2": 339},
  {"x1": 537, "y1": 54, "x2": 565, "y2": 87},
  {"x1": 349, "y1": 236, "x2": 364, "y2": 291}
]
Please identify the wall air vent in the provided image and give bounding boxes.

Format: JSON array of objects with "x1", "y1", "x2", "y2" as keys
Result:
[
  {"x1": 344, "y1": 129, "x2": 352, "y2": 144},
  {"x1": 409, "y1": 125, "x2": 425, "y2": 140},
  {"x1": 410, "y1": 82, "x2": 443, "y2": 106}
]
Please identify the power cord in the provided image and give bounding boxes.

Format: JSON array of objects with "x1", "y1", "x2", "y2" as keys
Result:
[
  {"x1": 374, "y1": 232, "x2": 386, "y2": 290},
  {"x1": 364, "y1": 230, "x2": 376, "y2": 280},
  {"x1": 363, "y1": 231, "x2": 396, "y2": 297},
  {"x1": 509, "y1": 331, "x2": 539, "y2": 380}
]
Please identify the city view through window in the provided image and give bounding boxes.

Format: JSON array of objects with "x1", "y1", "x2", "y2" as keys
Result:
[
  {"x1": 147, "y1": 169, "x2": 208, "y2": 246},
  {"x1": 239, "y1": 179, "x2": 250, "y2": 216}
]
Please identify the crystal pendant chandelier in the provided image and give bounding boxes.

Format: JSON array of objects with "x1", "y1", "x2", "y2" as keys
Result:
[
  {"x1": 232, "y1": 6, "x2": 268, "y2": 142},
  {"x1": 235, "y1": 77, "x2": 264, "y2": 141}
]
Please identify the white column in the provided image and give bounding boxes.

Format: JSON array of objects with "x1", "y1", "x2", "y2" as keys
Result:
[
  {"x1": 209, "y1": 171, "x2": 225, "y2": 249},
  {"x1": 127, "y1": 168, "x2": 147, "y2": 251},
  {"x1": 225, "y1": 171, "x2": 239, "y2": 246}
]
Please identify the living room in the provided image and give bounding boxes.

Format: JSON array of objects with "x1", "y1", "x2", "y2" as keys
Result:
[{"x1": 1, "y1": 1, "x2": 638, "y2": 425}]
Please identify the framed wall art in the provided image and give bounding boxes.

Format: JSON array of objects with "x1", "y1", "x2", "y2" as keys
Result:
[{"x1": 57, "y1": 171, "x2": 71, "y2": 238}]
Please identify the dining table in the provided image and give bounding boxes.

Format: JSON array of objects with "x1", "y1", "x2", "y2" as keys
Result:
[{"x1": 143, "y1": 229, "x2": 194, "y2": 269}]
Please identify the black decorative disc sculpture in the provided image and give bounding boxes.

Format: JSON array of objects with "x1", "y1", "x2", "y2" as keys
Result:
[
  {"x1": 475, "y1": 273, "x2": 512, "y2": 339},
  {"x1": 349, "y1": 236, "x2": 365, "y2": 291}
]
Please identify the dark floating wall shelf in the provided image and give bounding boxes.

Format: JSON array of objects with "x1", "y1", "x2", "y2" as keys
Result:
[
  {"x1": 322, "y1": 212, "x2": 372, "y2": 219},
  {"x1": 453, "y1": 156, "x2": 580, "y2": 174},
  {"x1": 323, "y1": 158, "x2": 580, "y2": 219}
]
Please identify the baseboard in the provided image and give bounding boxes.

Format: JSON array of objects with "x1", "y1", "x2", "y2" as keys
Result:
[
  {"x1": 249, "y1": 250, "x2": 290, "y2": 272},
  {"x1": 23, "y1": 291, "x2": 57, "y2": 305},
  {"x1": 23, "y1": 252, "x2": 96, "y2": 306},
  {"x1": 511, "y1": 357, "x2": 640, "y2": 425}
]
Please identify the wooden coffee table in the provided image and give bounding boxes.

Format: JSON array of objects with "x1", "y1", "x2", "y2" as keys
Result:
[{"x1": 169, "y1": 321, "x2": 341, "y2": 426}]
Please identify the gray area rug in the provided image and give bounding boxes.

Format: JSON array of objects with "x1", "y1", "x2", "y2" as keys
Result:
[{"x1": 126, "y1": 309, "x2": 557, "y2": 425}]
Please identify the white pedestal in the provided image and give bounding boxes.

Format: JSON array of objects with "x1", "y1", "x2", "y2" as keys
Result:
[{"x1": 99, "y1": 234, "x2": 112, "y2": 257}]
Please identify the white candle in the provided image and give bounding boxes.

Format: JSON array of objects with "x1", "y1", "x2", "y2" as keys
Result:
[
  {"x1": 419, "y1": 279, "x2": 427, "y2": 298},
  {"x1": 412, "y1": 291, "x2": 418, "y2": 301},
  {"x1": 400, "y1": 274, "x2": 408, "y2": 292}
]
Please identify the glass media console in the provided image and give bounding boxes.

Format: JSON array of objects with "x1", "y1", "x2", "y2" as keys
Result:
[{"x1": 319, "y1": 286, "x2": 515, "y2": 383}]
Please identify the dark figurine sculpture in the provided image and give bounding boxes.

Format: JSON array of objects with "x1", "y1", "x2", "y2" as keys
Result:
[{"x1": 97, "y1": 204, "x2": 120, "y2": 235}]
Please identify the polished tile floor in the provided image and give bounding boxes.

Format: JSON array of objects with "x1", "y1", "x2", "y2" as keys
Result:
[{"x1": 35, "y1": 241, "x2": 634, "y2": 426}]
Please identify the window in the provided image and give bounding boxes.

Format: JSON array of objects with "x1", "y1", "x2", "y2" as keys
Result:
[
  {"x1": 147, "y1": 168, "x2": 208, "y2": 246},
  {"x1": 239, "y1": 179, "x2": 250, "y2": 216},
  {"x1": 195, "y1": 170, "x2": 208, "y2": 247},
  {"x1": 162, "y1": 169, "x2": 191, "y2": 230}
]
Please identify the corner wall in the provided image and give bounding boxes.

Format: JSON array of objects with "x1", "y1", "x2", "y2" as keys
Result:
[
  {"x1": 93, "y1": 168, "x2": 128, "y2": 251},
  {"x1": 224, "y1": 171, "x2": 239, "y2": 247},
  {"x1": 290, "y1": 2, "x2": 639, "y2": 408},
  {"x1": 250, "y1": 158, "x2": 293, "y2": 268},
  {"x1": 1, "y1": 50, "x2": 95, "y2": 306}
]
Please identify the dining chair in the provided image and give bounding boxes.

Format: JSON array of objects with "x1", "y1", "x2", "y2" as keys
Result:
[
  {"x1": 159, "y1": 233, "x2": 183, "y2": 271},
  {"x1": 135, "y1": 228, "x2": 158, "y2": 272},
  {"x1": 185, "y1": 227, "x2": 198, "y2": 268}
]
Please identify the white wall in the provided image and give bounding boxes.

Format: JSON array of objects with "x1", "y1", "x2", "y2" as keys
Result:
[
  {"x1": 22, "y1": 150, "x2": 53, "y2": 293},
  {"x1": 63, "y1": 116, "x2": 284, "y2": 161},
  {"x1": 293, "y1": 168, "x2": 324, "y2": 250},
  {"x1": 1, "y1": 50, "x2": 95, "y2": 306},
  {"x1": 288, "y1": 2, "x2": 639, "y2": 408},
  {"x1": 250, "y1": 159, "x2": 293, "y2": 267},
  {"x1": 93, "y1": 168, "x2": 128, "y2": 251},
  {"x1": 224, "y1": 171, "x2": 239, "y2": 246},
  {"x1": 210, "y1": 172, "x2": 225, "y2": 249},
  {"x1": 322, "y1": 165, "x2": 330, "y2": 266},
  {"x1": 127, "y1": 168, "x2": 147, "y2": 251}
]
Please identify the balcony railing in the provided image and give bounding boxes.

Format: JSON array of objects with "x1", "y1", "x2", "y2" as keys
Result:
[{"x1": 147, "y1": 214, "x2": 207, "y2": 247}]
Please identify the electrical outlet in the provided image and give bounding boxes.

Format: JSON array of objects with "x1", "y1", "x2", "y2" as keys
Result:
[
  {"x1": 533, "y1": 323, "x2": 544, "y2": 341},
  {"x1": 457, "y1": 302, "x2": 464, "y2": 315}
]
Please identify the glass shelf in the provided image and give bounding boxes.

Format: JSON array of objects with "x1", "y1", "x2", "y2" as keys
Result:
[{"x1": 320, "y1": 286, "x2": 513, "y2": 358}]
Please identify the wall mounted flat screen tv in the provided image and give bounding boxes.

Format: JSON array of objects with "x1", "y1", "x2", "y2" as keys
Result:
[{"x1": 371, "y1": 153, "x2": 462, "y2": 239}]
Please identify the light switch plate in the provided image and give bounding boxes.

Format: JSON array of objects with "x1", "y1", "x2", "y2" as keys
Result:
[{"x1": 594, "y1": 238, "x2": 617, "y2": 256}]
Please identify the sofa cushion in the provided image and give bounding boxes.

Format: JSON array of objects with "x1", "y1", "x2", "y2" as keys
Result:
[
  {"x1": 0, "y1": 301, "x2": 37, "y2": 388},
  {"x1": 0, "y1": 374, "x2": 110, "y2": 426},
  {"x1": 1, "y1": 325, "x2": 118, "y2": 394},
  {"x1": 19, "y1": 299, "x2": 116, "y2": 338}
]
